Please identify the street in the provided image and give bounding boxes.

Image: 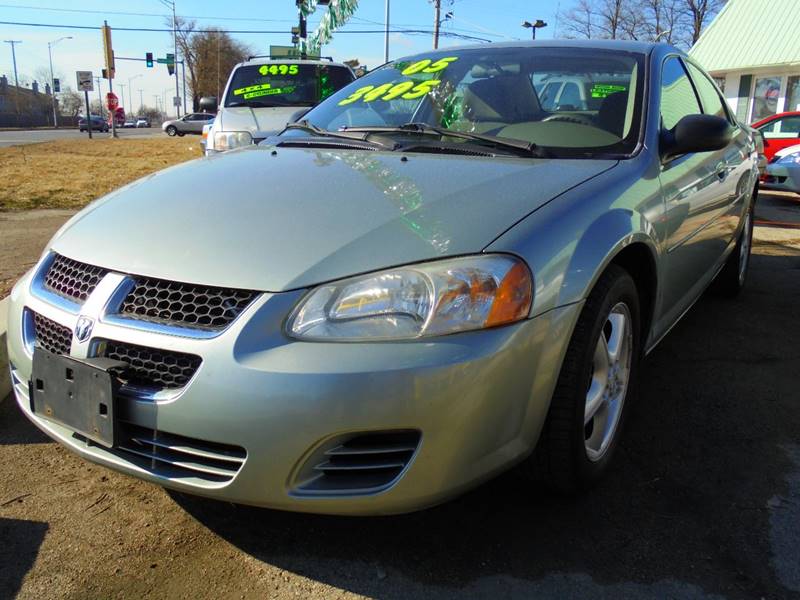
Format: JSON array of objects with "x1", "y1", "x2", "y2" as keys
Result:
[
  {"x1": 1, "y1": 193, "x2": 799, "y2": 599},
  {"x1": 0, "y1": 128, "x2": 161, "y2": 147}
]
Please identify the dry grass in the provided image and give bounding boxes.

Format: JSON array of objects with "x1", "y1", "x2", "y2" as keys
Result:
[{"x1": 0, "y1": 137, "x2": 201, "y2": 211}]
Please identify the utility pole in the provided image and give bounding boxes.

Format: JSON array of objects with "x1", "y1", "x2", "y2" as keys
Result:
[
  {"x1": 48, "y1": 37, "x2": 72, "y2": 128},
  {"x1": 117, "y1": 82, "x2": 126, "y2": 113},
  {"x1": 94, "y1": 76, "x2": 104, "y2": 117},
  {"x1": 129, "y1": 73, "x2": 142, "y2": 114},
  {"x1": 3, "y1": 40, "x2": 22, "y2": 114},
  {"x1": 432, "y1": 0, "x2": 441, "y2": 49},
  {"x1": 139, "y1": 88, "x2": 144, "y2": 114},
  {"x1": 181, "y1": 60, "x2": 187, "y2": 113},
  {"x1": 384, "y1": 0, "x2": 390, "y2": 63}
]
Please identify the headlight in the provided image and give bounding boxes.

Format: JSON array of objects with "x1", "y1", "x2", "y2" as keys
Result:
[
  {"x1": 213, "y1": 131, "x2": 253, "y2": 151},
  {"x1": 287, "y1": 255, "x2": 532, "y2": 341},
  {"x1": 776, "y1": 151, "x2": 800, "y2": 165}
]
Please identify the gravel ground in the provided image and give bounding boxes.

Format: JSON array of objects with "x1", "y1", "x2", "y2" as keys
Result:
[{"x1": 1, "y1": 195, "x2": 799, "y2": 600}]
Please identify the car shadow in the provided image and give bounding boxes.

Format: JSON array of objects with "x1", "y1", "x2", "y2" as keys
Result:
[
  {"x1": 0, "y1": 518, "x2": 48, "y2": 598},
  {"x1": 169, "y1": 250, "x2": 800, "y2": 600},
  {"x1": 0, "y1": 395, "x2": 50, "y2": 445}
]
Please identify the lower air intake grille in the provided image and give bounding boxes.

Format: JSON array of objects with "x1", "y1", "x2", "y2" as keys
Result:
[
  {"x1": 92, "y1": 423, "x2": 245, "y2": 484},
  {"x1": 32, "y1": 312, "x2": 72, "y2": 355},
  {"x1": 296, "y1": 430, "x2": 421, "y2": 494},
  {"x1": 97, "y1": 339, "x2": 201, "y2": 389}
]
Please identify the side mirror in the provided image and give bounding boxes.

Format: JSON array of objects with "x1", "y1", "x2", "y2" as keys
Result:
[
  {"x1": 660, "y1": 114, "x2": 732, "y2": 161},
  {"x1": 199, "y1": 96, "x2": 218, "y2": 113},
  {"x1": 289, "y1": 107, "x2": 311, "y2": 123}
]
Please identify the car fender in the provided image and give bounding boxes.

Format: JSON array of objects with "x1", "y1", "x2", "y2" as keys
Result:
[{"x1": 485, "y1": 157, "x2": 664, "y2": 324}]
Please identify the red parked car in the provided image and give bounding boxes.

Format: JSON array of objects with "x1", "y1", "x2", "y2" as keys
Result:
[{"x1": 751, "y1": 111, "x2": 800, "y2": 162}]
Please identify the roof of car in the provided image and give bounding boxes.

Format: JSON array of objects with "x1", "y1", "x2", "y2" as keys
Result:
[{"x1": 395, "y1": 39, "x2": 668, "y2": 59}]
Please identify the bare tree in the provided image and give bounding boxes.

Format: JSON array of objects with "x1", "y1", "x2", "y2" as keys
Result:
[
  {"x1": 173, "y1": 17, "x2": 251, "y2": 111},
  {"x1": 59, "y1": 89, "x2": 83, "y2": 117},
  {"x1": 684, "y1": 0, "x2": 726, "y2": 44},
  {"x1": 561, "y1": 0, "x2": 597, "y2": 39}
]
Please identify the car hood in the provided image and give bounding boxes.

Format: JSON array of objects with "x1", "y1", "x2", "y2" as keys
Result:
[
  {"x1": 50, "y1": 146, "x2": 617, "y2": 292},
  {"x1": 218, "y1": 106, "x2": 301, "y2": 137}
]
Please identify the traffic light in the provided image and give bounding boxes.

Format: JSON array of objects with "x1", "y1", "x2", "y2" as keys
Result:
[
  {"x1": 146, "y1": 52, "x2": 153, "y2": 68},
  {"x1": 102, "y1": 68, "x2": 108, "y2": 79},
  {"x1": 166, "y1": 53, "x2": 175, "y2": 76},
  {"x1": 53, "y1": 78, "x2": 60, "y2": 93}
]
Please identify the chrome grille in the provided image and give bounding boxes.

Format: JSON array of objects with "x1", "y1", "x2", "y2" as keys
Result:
[
  {"x1": 44, "y1": 254, "x2": 108, "y2": 302},
  {"x1": 119, "y1": 277, "x2": 257, "y2": 330},
  {"x1": 298, "y1": 431, "x2": 421, "y2": 494},
  {"x1": 96, "y1": 339, "x2": 201, "y2": 389},
  {"x1": 32, "y1": 312, "x2": 72, "y2": 355},
  {"x1": 98, "y1": 423, "x2": 245, "y2": 483}
]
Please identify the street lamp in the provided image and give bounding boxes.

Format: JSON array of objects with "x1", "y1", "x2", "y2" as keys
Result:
[
  {"x1": 522, "y1": 19, "x2": 547, "y2": 40},
  {"x1": 48, "y1": 36, "x2": 72, "y2": 128}
]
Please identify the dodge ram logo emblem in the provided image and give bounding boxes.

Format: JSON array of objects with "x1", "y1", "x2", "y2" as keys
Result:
[{"x1": 74, "y1": 316, "x2": 94, "y2": 342}]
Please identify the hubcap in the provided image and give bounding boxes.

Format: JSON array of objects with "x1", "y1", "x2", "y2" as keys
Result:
[
  {"x1": 584, "y1": 302, "x2": 633, "y2": 462},
  {"x1": 739, "y1": 212, "x2": 752, "y2": 284}
]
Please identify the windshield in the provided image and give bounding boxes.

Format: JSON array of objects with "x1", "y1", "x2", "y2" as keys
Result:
[
  {"x1": 302, "y1": 47, "x2": 645, "y2": 156},
  {"x1": 224, "y1": 63, "x2": 354, "y2": 108}
]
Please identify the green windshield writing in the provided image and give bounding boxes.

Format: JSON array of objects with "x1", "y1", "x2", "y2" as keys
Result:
[
  {"x1": 591, "y1": 84, "x2": 627, "y2": 98},
  {"x1": 242, "y1": 86, "x2": 295, "y2": 100}
]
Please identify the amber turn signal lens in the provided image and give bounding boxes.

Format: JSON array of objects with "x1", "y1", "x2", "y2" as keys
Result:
[{"x1": 485, "y1": 261, "x2": 533, "y2": 327}]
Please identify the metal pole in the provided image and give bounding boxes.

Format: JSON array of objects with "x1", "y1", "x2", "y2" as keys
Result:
[
  {"x1": 48, "y1": 41, "x2": 57, "y2": 127},
  {"x1": 118, "y1": 82, "x2": 126, "y2": 114},
  {"x1": 95, "y1": 76, "x2": 103, "y2": 118},
  {"x1": 108, "y1": 76, "x2": 118, "y2": 138},
  {"x1": 172, "y1": 2, "x2": 180, "y2": 117},
  {"x1": 432, "y1": 0, "x2": 441, "y2": 49},
  {"x1": 216, "y1": 32, "x2": 221, "y2": 100},
  {"x1": 384, "y1": 0, "x2": 390, "y2": 63},
  {"x1": 84, "y1": 89, "x2": 92, "y2": 139},
  {"x1": 139, "y1": 89, "x2": 144, "y2": 114},
  {"x1": 181, "y1": 59, "x2": 187, "y2": 113},
  {"x1": 4, "y1": 40, "x2": 22, "y2": 114}
]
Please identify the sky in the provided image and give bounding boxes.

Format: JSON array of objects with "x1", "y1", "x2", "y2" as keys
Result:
[{"x1": 0, "y1": 0, "x2": 576, "y2": 116}]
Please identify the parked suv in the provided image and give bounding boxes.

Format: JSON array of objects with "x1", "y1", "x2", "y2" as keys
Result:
[
  {"x1": 204, "y1": 57, "x2": 355, "y2": 154},
  {"x1": 162, "y1": 113, "x2": 215, "y2": 136}
]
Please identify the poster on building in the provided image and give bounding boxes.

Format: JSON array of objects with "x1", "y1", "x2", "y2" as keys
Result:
[{"x1": 751, "y1": 76, "x2": 781, "y2": 122}]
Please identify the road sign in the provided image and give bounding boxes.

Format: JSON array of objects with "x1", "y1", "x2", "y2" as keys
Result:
[
  {"x1": 173, "y1": 96, "x2": 181, "y2": 107},
  {"x1": 106, "y1": 92, "x2": 119, "y2": 111},
  {"x1": 76, "y1": 71, "x2": 94, "y2": 92}
]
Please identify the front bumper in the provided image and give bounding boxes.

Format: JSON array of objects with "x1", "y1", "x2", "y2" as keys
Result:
[
  {"x1": 761, "y1": 163, "x2": 800, "y2": 193},
  {"x1": 7, "y1": 260, "x2": 580, "y2": 515}
]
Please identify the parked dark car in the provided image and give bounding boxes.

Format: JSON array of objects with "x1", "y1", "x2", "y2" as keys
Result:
[{"x1": 78, "y1": 115, "x2": 109, "y2": 132}]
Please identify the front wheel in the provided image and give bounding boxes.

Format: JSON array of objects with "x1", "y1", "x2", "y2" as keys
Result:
[
  {"x1": 526, "y1": 264, "x2": 641, "y2": 493},
  {"x1": 166, "y1": 126, "x2": 177, "y2": 136}
]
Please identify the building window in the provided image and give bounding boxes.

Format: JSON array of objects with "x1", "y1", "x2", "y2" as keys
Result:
[
  {"x1": 751, "y1": 76, "x2": 781, "y2": 122},
  {"x1": 785, "y1": 76, "x2": 800, "y2": 112}
]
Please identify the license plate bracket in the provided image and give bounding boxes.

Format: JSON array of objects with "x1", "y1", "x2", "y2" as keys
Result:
[{"x1": 31, "y1": 350, "x2": 127, "y2": 448}]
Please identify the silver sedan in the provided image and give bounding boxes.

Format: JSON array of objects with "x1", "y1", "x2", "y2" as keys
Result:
[
  {"x1": 7, "y1": 41, "x2": 758, "y2": 515},
  {"x1": 762, "y1": 143, "x2": 800, "y2": 194},
  {"x1": 162, "y1": 113, "x2": 214, "y2": 136}
]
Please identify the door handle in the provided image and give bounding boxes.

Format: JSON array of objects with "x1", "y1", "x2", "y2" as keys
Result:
[{"x1": 715, "y1": 162, "x2": 728, "y2": 181}]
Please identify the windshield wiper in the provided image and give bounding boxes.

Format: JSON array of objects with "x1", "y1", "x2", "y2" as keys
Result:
[
  {"x1": 341, "y1": 123, "x2": 544, "y2": 157},
  {"x1": 281, "y1": 120, "x2": 398, "y2": 151},
  {"x1": 227, "y1": 100, "x2": 276, "y2": 108}
]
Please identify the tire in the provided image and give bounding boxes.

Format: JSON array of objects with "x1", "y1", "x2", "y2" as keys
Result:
[
  {"x1": 526, "y1": 264, "x2": 641, "y2": 494},
  {"x1": 711, "y1": 202, "x2": 754, "y2": 297},
  {"x1": 166, "y1": 126, "x2": 177, "y2": 137},
  {"x1": 177, "y1": 132, "x2": 185, "y2": 137}
]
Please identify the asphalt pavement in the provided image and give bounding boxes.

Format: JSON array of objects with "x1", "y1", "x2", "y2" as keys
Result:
[{"x1": 0, "y1": 127, "x2": 161, "y2": 147}]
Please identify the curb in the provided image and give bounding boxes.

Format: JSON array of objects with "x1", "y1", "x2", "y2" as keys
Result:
[{"x1": 0, "y1": 296, "x2": 9, "y2": 402}]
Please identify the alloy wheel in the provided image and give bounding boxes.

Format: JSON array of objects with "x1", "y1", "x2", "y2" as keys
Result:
[{"x1": 584, "y1": 302, "x2": 633, "y2": 462}]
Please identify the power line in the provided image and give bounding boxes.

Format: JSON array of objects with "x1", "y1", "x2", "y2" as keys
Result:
[{"x1": 0, "y1": 20, "x2": 492, "y2": 42}]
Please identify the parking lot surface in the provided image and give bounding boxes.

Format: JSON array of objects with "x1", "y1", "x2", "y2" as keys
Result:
[
  {"x1": 0, "y1": 128, "x2": 161, "y2": 148},
  {"x1": 1, "y1": 195, "x2": 799, "y2": 599}
]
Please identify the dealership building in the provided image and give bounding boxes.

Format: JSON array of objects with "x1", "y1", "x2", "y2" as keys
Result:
[{"x1": 690, "y1": 0, "x2": 800, "y2": 124}]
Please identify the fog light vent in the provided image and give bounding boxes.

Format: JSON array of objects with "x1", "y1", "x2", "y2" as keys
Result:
[{"x1": 295, "y1": 430, "x2": 421, "y2": 495}]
